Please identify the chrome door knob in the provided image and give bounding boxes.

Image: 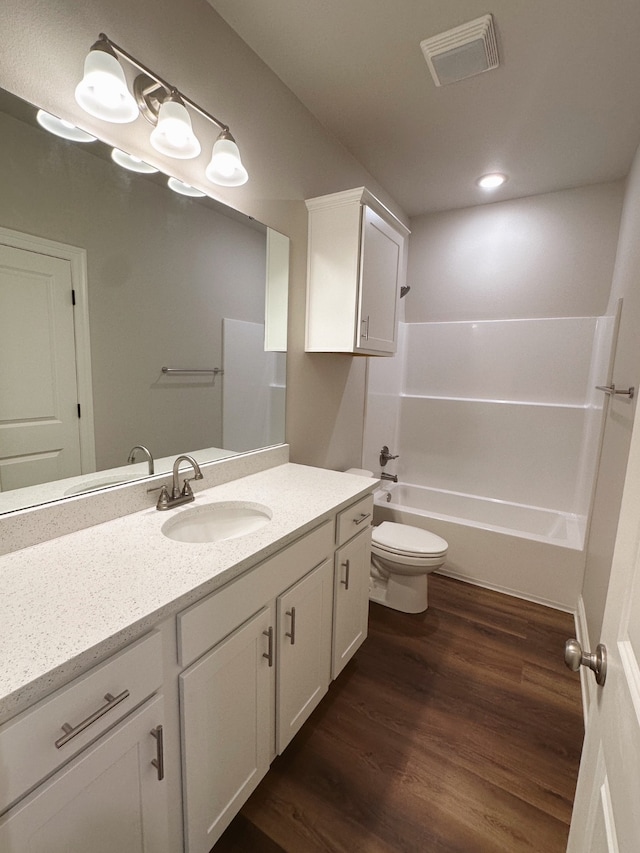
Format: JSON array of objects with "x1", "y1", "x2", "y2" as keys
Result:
[{"x1": 564, "y1": 638, "x2": 607, "y2": 686}]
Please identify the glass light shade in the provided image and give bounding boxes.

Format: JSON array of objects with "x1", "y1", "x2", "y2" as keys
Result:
[
  {"x1": 167, "y1": 177, "x2": 206, "y2": 197},
  {"x1": 111, "y1": 148, "x2": 158, "y2": 173},
  {"x1": 36, "y1": 110, "x2": 97, "y2": 142},
  {"x1": 75, "y1": 49, "x2": 138, "y2": 123},
  {"x1": 150, "y1": 100, "x2": 201, "y2": 159},
  {"x1": 205, "y1": 135, "x2": 248, "y2": 187}
]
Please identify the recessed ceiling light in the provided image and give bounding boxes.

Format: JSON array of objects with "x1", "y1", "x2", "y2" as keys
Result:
[
  {"x1": 167, "y1": 177, "x2": 206, "y2": 197},
  {"x1": 477, "y1": 172, "x2": 507, "y2": 189},
  {"x1": 111, "y1": 148, "x2": 158, "y2": 173},
  {"x1": 36, "y1": 109, "x2": 97, "y2": 142}
]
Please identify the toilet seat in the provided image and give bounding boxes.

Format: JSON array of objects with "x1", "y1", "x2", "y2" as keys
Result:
[{"x1": 372, "y1": 521, "x2": 448, "y2": 559}]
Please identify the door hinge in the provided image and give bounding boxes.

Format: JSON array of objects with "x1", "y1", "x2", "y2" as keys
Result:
[
  {"x1": 77, "y1": 403, "x2": 81, "y2": 418},
  {"x1": 71, "y1": 289, "x2": 76, "y2": 306}
]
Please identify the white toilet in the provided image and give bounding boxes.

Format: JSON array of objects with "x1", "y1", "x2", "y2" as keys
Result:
[{"x1": 370, "y1": 520, "x2": 448, "y2": 613}]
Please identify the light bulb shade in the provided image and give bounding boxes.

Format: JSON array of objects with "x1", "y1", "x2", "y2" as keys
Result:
[
  {"x1": 150, "y1": 100, "x2": 201, "y2": 159},
  {"x1": 36, "y1": 110, "x2": 97, "y2": 142},
  {"x1": 205, "y1": 132, "x2": 248, "y2": 186},
  {"x1": 75, "y1": 48, "x2": 138, "y2": 123},
  {"x1": 167, "y1": 177, "x2": 206, "y2": 197},
  {"x1": 111, "y1": 148, "x2": 158, "y2": 173}
]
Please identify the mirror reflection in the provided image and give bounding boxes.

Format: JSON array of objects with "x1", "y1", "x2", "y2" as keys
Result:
[{"x1": 0, "y1": 89, "x2": 288, "y2": 515}]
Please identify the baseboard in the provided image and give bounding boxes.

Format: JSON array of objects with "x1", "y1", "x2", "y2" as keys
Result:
[{"x1": 574, "y1": 595, "x2": 593, "y2": 729}]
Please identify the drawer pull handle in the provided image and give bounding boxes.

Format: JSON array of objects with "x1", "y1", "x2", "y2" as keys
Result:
[
  {"x1": 341, "y1": 559, "x2": 351, "y2": 591},
  {"x1": 285, "y1": 607, "x2": 296, "y2": 645},
  {"x1": 151, "y1": 725, "x2": 165, "y2": 781},
  {"x1": 55, "y1": 689, "x2": 130, "y2": 749},
  {"x1": 353, "y1": 512, "x2": 371, "y2": 526},
  {"x1": 262, "y1": 626, "x2": 274, "y2": 667}
]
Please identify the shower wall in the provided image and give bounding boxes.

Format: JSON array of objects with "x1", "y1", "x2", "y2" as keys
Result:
[{"x1": 364, "y1": 314, "x2": 615, "y2": 532}]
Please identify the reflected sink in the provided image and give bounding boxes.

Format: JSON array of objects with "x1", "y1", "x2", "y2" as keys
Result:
[
  {"x1": 161, "y1": 501, "x2": 272, "y2": 544},
  {"x1": 64, "y1": 475, "x2": 133, "y2": 496}
]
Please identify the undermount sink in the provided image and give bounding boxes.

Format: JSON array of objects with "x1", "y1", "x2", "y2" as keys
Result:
[{"x1": 161, "y1": 501, "x2": 272, "y2": 544}]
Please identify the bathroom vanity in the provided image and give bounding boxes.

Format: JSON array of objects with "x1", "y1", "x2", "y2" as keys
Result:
[
  {"x1": 305, "y1": 187, "x2": 409, "y2": 355},
  {"x1": 0, "y1": 462, "x2": 374, "y2": 853}
]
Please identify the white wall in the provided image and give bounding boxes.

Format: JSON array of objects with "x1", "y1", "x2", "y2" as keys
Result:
[
  {"x1": 0, "y1": 0, "x2": 408, "y2": 477},
  {"x1": 407, "y1": 183, "x2": 623, "y2": 322}
]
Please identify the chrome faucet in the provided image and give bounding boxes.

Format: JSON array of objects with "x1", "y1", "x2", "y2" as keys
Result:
[
  {"x1": 380, "y1": 471, "x2": 398, "y2": 483},
  {"x1": 156, "y1": 455, "x2": 204, "y2": 510},
  {"x1": 128, "y1": 444, "x2": 154, "y2": 475}
]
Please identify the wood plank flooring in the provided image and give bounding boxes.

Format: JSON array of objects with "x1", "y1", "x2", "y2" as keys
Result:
[{"x1": 213, "y1": 574, "x2": 584, "y2": 853}]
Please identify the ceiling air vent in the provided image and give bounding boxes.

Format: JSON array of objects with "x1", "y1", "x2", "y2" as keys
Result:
[{"x1": 420, "y1": 14, "x2": 499, "y2": 87}]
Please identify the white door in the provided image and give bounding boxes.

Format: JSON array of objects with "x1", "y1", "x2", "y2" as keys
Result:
[
  {"x1": 0, "y1": 242, "x2": 82, "y2": 490},
  {"x1": 567, "y1": 393, "x2": 640, "y2": 850}
]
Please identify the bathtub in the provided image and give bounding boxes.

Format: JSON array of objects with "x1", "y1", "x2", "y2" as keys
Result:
[{"x1": 373, "y1": 482, "x2": 586, "y2": 610}]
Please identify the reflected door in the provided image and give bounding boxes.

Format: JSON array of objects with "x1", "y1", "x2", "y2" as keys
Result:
[
  {"x1": 567, "y1": 394, "x2": 640, "y2": 850},
  {"x1": 0, "y1": 242, "x2": 82, "y2": 490}
]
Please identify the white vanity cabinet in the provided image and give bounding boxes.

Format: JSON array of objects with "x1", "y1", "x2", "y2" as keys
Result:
[
  {"x1": 177, "y1": 520, "x2": 334, "y2": 853},
  {"x1": 0, "y1": 633, "x2": 168, "y2": 853},
  {"x1": 332, "y1": 495, "x2": 373, "y2": 677},
  {"x1": 305, "y1": 187, "x2": 409, "y2": 356}
]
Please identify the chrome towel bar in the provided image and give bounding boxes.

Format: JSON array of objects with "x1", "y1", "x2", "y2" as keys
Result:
[
  {"x1": 595, "y1": 384, "x2": 634, "y2": 399},
  {"x1": 161, "y1": 367, "x2": 223, "y2": 376}
]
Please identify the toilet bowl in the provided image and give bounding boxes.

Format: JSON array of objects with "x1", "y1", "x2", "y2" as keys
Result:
[{"x1": 370, "y1": 521, "x2": 448, "y2": 614}]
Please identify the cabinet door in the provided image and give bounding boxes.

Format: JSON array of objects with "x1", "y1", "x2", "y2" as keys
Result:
[
  {"x1": 356, "y1": 205, "x2": 403, "y2": 355},
  {"x1": 333, "y1": 528, "x2": 372, "y2": 678},
  {"x1": 180, "y1": 605, "x2": 275, "y2": 853},
  {"x1": 0, "y1": 695, "x2": 169, "y2": 853},
  {"x1": 277, "y1": 559, "x2": 333, "y2": 753}
]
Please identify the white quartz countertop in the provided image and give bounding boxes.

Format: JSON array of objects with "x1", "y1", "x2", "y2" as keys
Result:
[{"x1": 0, "y1": 463, "x2": 375, "y2": 724}]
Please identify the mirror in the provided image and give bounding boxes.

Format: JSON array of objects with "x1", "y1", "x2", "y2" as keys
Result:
[{"x1": 0, "y1": 88, "x2": 288, "y2": 515}]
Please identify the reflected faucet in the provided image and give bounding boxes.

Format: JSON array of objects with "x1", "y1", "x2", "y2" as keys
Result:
[
  {"x1": 156, "y1": 455, "x2": 204, "y2": 510},
  {"x1": 128, "y1": 444, "x2": 154, "y2": 475}
]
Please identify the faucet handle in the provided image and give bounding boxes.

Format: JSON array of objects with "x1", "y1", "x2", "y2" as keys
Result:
[
  {"x1": 181, "y1": 470, "x2": 203, "y2": 497},
  {"x1": 156, "y1": 484, "x2": 171, "y2": 510}
]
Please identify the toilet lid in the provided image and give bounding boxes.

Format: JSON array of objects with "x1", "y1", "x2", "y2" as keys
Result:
[{"x1": 372, "y1": 521, "x2": 448, "y2": 557}]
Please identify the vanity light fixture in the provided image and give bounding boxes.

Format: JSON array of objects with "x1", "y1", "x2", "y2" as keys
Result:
[
  {"x1": 111, "y1": 148, "x2": 158, "y2": 173},
  {"x1": 477, "y1": 172, "x2": 507, "y2": 189},
  {"x1": 167, "y1": 177, "x2": 206, "y2": 197},
  {"x1": 75, "y1": 33, "x2": 249, "y2": 186},
  {"x1": 36, "y1": 109, "x2": 98, "y2": 142}
]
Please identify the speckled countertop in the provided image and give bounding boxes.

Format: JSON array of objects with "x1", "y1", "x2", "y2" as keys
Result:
[{"x1": 0, "y1": 463, "x2": 375, "y2": 725}]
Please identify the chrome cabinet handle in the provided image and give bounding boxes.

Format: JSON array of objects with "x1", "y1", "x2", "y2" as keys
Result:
[
  {"x1": 151, "y1": 725, "x2": 164, "y2": 781},
  {"x1": 596, "y1": 384, "x2": 635, "y2": 399},
  {"x1": 353, "y1": 512, "x2": 371, "y2": 526},
  {"x1": 285, "y1": 607, "x2": 296, "y2": 645},
  {"x1": 361, "y1": 316, "x2": 370, "y2": 340},
  {"x1": 262, "y1": 626, "x2": 274, "y2": 667},
  {"x1": 55, "y1": 689, "x2": 130, "y2": 749},
  {"x1": 341, "y1": 559, "x2": 351, "y2": 590},
  {"x1": 564, "y1": 638, "x2": 607, "y2": 686}
]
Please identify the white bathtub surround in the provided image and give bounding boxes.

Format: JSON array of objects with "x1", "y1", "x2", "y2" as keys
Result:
[{"x1": 364, "y1": 316, "x2": 616, "y2": 607}]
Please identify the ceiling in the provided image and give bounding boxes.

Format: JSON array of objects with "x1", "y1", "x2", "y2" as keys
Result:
[{"x1": 206, "y1": 0, "x2": 640, "y2": 217}]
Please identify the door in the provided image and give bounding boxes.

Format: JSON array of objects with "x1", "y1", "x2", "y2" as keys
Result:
[
  {"x1": 332, "y1": 527, "x2": 371, "y2": 678},
  {"x1": 180, "y1": 605, "x2": 275, "y2": 853},
  {"x1": 0, "y1": 696, "x2": 169, "y2": 853},
  {"x1": 0, "y1": 241, "x2": 82, "y2": 490},
  {"x1": 276, "y1": 558, "x2": 333, "y2": 753},
  {"x1": 356, "y1": 204, "x2": 403, "y2": 355},
  {"x1": 567, "y1": 389, "x2": 640, "y2": 850}
]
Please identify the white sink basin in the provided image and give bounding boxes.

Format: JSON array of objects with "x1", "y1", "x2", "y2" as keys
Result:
[{"x1": 161, "y1": 501, "x2": 272, "y2": 544}]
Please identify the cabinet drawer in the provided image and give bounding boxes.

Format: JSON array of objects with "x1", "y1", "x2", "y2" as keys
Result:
[
  {"x1": 336, "y1": 495, "x2": 374, "y2": 547},
  {"x1": 0, "y1": 631, "x2": 163, "y2": 814},
  {"x1": 178, "y1": 520, "x2": 333, "y2": 668}
]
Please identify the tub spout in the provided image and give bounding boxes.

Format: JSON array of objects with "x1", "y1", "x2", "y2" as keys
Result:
[{"x1": 380, "y1": 472, "x2": 398, "y2": 483}]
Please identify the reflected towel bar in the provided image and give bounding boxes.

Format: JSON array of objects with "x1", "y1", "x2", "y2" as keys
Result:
[
  {"x1": 161, "y1": 367, "x2": 224, "y2": 376},
  {"x1": 595, "y1": 384, "x2": 634, "y2": 399}
]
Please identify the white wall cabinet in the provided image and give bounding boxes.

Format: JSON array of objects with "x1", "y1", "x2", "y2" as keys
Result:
[
  {"x1": 0, "y1": 695, "x2": 169, "y2": 853},
  {"x1": 305, "y1": 187, "x2": 409, "y2": 356}
]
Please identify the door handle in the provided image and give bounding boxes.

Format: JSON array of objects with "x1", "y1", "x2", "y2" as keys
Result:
[
  {"x1": 564, "y1": 638, "x2": 607, "y2": 686},
  {"x1": 285, "y1": 607, "x2": 296, "y2": 645}
]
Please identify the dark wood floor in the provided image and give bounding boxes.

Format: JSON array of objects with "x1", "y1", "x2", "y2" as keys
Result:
[{"x1": 214, "y1": 574, "x2": 584, "y2": 853}]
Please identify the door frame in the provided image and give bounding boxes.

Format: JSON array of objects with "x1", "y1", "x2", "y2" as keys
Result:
[{"x1": 0, "y1": 225, "x2": 96, "y2": 474}]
